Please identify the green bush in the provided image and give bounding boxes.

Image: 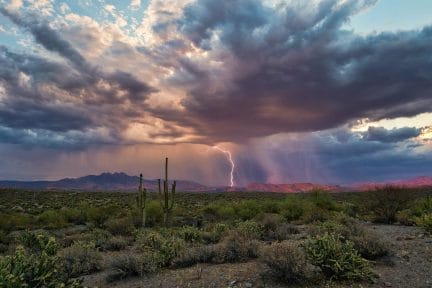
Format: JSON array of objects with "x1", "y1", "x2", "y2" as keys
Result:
[
  {"x1": 309, "y1": 190, "x2": 339, "y2": 211},
  {"x1": 306, "y1": 233, "x2": 373, "y2": 280},
  {"x1": 302, "y1": 208, "x2": 334, "y2": 224},
  {"x1": 235, "y1": 220, "x2": 263, "y2": 240},
  {"x1": 260, "y1": 241, "x2": 312, "y2": 284},
  {"x1": 216, "y1": 205, "x2": 236, "y2": 220},
  {"x1": 104, "y1": 217, "x2": 134, "y2": 236},
  {"x1": 177, "y1": 226, "x2": 202, "y2": 243},
  {"x1": 313, "y1": 218, "x2": 389, "y2": 260},
  {"x1": 368, "y1": 186, "x2": 413, "y2": 224},
  {"x1": 235, "y1": 200, "x2": 261, "y2": 220},
  {"x1": 0, "y1": 213, "x2": 33, "y2": 232},
  {"x1": 201, "y1": 223, "x2": 229, "y2": 244},
  {"x1": 144, "y1": 201, "x2": 164, "y2": 227},
  {"x1": 61, "y1": 241, "x2": 102, "y2": 277},
  {"x1": 107, "y1": 251, "x2": 160, "y2": 282},
  {"x1": 82, "y1": 206, "x2": 109, "y2": 227},
  {"x1": 135, "y1": 229, "x2": 185, "y2": 266},
  {"x1": 212, "y1": 230, "x2": 260, "y2": 263},
  {"x1": 38, "y1": 210, "x2": 68, "y2": 229},
  {"x1": 59, "y1": 207, "x2": 86, "y2": 225},
  {"x1": 256, "y1": 213, "x2": 298, "y2": 241},
  {"x1": 102, "y1": 236, "x2": 129, "y2": 251},
  {"x1": 176, "y1": 229, "x2": 260, "y2": 266},
  {"x1": 415, "y1": 214, "x2": 432, "y2": 234},
  {"x1": 0, "y1": 232, "x2": 81, "y2": 287},
  {"x1": 279, "y1": 197, "x2": 308, "y2": 222},
  {"x1": 409, "y1": 196, "x2": 432, "y2": 217}
]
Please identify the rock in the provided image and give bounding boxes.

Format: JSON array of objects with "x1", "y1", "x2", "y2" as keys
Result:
[
  {"x1": 244, "y1": 283, "x2": 253, "y2": 288},
  {"x1": 229, "y1": 280, "x2": 237, "y2": 287},
  {"x1": 384, "y1": 282, "x2": 392, "y2": 287}
]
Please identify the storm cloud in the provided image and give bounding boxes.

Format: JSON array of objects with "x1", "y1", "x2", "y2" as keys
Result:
[
  {"x1": 162, "y1": 0, "x2": 432, "y2": 142},
  {"x1": 0, "y1": 0, "x2": 431, "y2": 184}
]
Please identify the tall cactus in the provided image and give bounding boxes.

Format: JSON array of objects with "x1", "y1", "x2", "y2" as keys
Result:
[
  {"x1": 136, "y1": 174, "x2": 147, "y2": 227},
  {"x1": 158, "y1": 157, "x2": 176, "y2": 226}
]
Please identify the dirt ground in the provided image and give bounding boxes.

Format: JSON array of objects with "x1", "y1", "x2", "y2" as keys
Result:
[{"x1": 82, "y1": 223, "x2": 432, "y2": 288}]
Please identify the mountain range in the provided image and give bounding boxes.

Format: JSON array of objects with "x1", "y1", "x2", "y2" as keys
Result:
[
  {"x1": 0, "y1": 172, "x2": 431, "y2": 192},
  {"x1": 0, "y1": 172, "x2": 211, "y2": 192}
]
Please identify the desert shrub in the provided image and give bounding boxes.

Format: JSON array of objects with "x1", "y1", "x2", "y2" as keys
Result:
[
  {"x1": 0, "y1": 232, "x2": 81, "y2": 287},
  {"x1": 200, "y1": 205, "x2": 220, "y2": 222},
  {"x1": 368, "y1": 186, "x2": 413, "y2": 224},
  {"x1": 279, "y1": 197, "x2": 308, "y2": 222},
  {"x1": 104, "y1": 217, "x2": 134, "y2": 236},
  {"x1": 174, "y1": 231, "x2": 261, "y2": 267},
  {"x1": 306, "y1": 233, "x2": 373, "y2": 280},
  {"x1": 177, "y1": 226, "x2": 202, "y2": 243},
  {"x1": 103, "y1": 236, "x2": 129, "y2": 251},
  {"x1": 79, "y1": 229, "x2": 129, "y2": 251},
  {"x1": 107, "y1": 251, "x2": 160, "y2": 282},
  {"x1": 341, "y1": 201, "x2": 359, "y2": 218},
  {"x1": 144, "y1": 201, "x2": 164, "y2": 227},
  {"x1": 0, "y1": 213, "x2": 34, "y2": 232},
  {"x1": 235, "y1": 200, "x2": 261, "y2": 220},
  {"x1": 135, "y1": 229, "x2": 185, "y2": 266},
  {"x1": 201, "y1": 203, "x2": 238, "y2": 222},
  {"x1": 82, "y1": 206, "x2": 109, "y2": 227},
  {"x1": 61, "y1": 241, "x2": 102, "y2": 277},
  {"x1": 235, "y1": 220, "x2": 263, "y2": 239},
  {"x1": 309, "y1": 190, "x2": 339, "y2": 211},
  {"x1": 409, "y1": 196, "x2": 432, "y2": 216},
  {"x1": 313, "y1": 218, "x2": 389, "y2": 260},
  {"x1": 260, "y1": 241, "x2": 312, "y2": 284},
  {"x1": 59, "y1": 207, "x2": 86, "y2": 225},
  {"x1": 256, "y1": 213, "x2": 283, "y2": 232},
  {"x1": 217, "y1": 205, "x2": 237, "y2": 220},
  {"x1": 212, "y1": 230, "x2": 260, "y2": 263},
  {"x1": 415, "y1": 214, "x2": 432, "y2": 234},
  {"x1": 396, "y1": 210, "x2": 416, "y2": 226},
  {"x1": 256, "y1": 213, "x2": 298, "y2": 241},
  {"x1": 201, "y1": 223, "x2": 229, "y2": 244},
  {"x1": 173, "y1": 245, "x2": 216, "y2": 268},
  {"x1": 260, "y1": 199, "x2": 281, "y2": 214},
  {"x1": 302, "y1": 208, "x2": 334, "y2": 224},
  {"x1": 78, "y1": 228, "x2": 112, "y2": 249},
  {"x1": 38, "y1": 209, "x2": 68, "y2": 229},
  {"x1": 350, "y1": 232, "x2": 388, "y2": 260}
]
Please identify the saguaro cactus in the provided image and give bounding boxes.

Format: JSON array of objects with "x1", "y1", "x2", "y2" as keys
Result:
[
  {"x1": 158, "y1": 157, "x2": 176, "y2": 226},
  {"x1": 136, "y1": 174, "x2": 147, "y2": 227}
]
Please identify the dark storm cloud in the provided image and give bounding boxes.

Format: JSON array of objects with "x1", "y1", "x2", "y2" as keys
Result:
[
  {"x1": 158, "y1": 0, "x2": 432, "y2": 143},
  {"x1": 363, "y1": 126, "x2": 421, "y2": 143},
  {"x1": 245, "y1": 127, "x2": 432, "y2": 184},
  {"x1": 315, "y1": 130, "x2": 432, "y2": 183},
  {"x1": 0, "y1": 126, "x2": 117, "y2": 149},
  {"x1": 0, "y1": 47, "x2": 95, "y2": 131}
]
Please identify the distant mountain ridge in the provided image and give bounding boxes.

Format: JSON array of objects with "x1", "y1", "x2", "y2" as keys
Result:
[
  {"x1": 0, "y1": 172, "x2": 210, "y2": 192},
  {"x1": 353, "y1": 176, "x2": 432, "y2": 191},
  {"x1": 245, "y1": 182, "x2": 344, "y2": 193},
  {"x1": 0, "y1": 173, "x2": 431, "y2": 192}
]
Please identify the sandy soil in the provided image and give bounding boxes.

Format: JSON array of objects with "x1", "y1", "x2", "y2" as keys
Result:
[{"x1": 82, "y1": 224, "x2": 432, "y2": 288}]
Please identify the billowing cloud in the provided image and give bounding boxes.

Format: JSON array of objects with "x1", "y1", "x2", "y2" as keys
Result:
[
  {"x1": 159, "y1": 0, "x2": 432, "y2": 142},
  {"x1": 0, "y1": 0, "x2": 431, "y2": 184}
]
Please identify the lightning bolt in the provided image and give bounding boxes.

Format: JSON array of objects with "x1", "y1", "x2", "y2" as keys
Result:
[{"x1": 213, "y1": 146, "x2": 235, "y2": 187}]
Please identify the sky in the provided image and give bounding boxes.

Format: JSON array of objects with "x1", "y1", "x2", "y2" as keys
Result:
[{"x1": 0, "y1": 0, "x2": 431, "y2": 186}]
